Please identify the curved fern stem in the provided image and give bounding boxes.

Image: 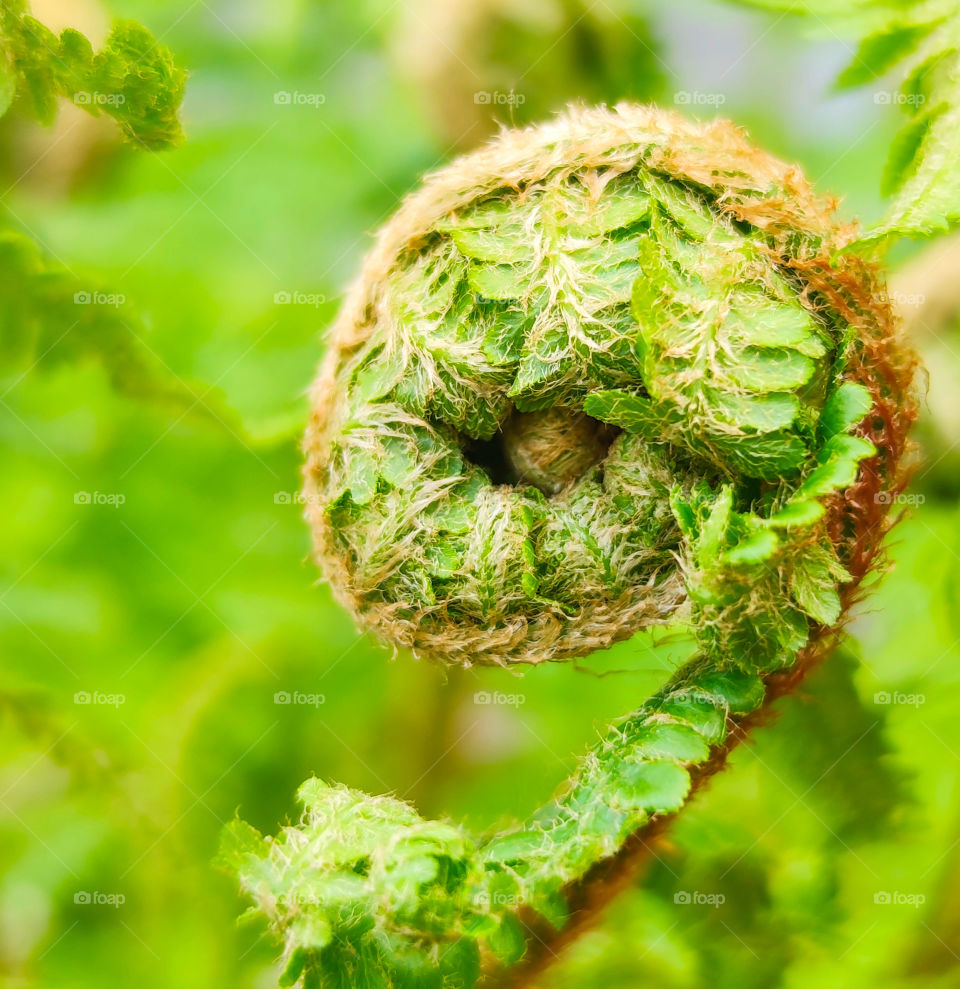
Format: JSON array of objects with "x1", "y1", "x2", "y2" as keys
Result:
[{"x1": 219, "y1": 105, "x2": 916, "y2": 989}]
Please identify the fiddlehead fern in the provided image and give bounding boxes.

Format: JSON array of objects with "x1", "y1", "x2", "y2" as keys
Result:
[{"x1": 220, "y1": 105, "x2": 916, "y2": 989}]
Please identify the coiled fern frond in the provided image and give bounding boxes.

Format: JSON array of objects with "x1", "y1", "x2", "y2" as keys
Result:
[{"x1": 220, "y1": 104, "x2": 916, "y2": 989}]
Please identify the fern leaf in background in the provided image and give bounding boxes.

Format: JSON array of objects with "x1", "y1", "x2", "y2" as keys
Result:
[
  {"x1": 730, "y1": 0, "x2": 960, "y2": 245},
  {"x1": 0, "y1": 0, "x2": 185, "y2": 148},
  {"x1": 0, "y1": 2, "x2": 215, "y2": 417},
  {"x1": 0, "y1": 230, "x2": 221, "y2": 415}
]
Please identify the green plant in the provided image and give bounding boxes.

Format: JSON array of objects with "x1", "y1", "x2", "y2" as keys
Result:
[
  {"x1": 0, "y1": 0, "x2": 191, "y2": 405},
  {"x1": 220, "y1": 105, "x2": 915, "y2": 988},
  {"x1": 729, "y1": 0, "x2": 960, "y2": 245},
  {"x1": 0, "y1": 0, "x2": 185, "y2": 148}
]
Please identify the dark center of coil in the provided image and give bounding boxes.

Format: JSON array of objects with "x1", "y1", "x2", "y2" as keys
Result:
[{"x1": 466, "y1": 407, "x2": 620, "y2": 496}]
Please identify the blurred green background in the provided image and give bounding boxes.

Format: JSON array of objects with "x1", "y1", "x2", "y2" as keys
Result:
[{"x1": 2, "y1": 0, "x2": 959, "y2": 986}]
